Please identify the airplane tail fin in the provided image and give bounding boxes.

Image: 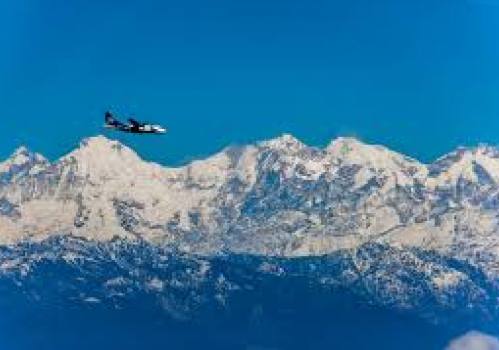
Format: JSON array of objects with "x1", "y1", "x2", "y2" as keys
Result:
[{"x1": 104, "y1": 111, "x2": 128, "y2": 129}]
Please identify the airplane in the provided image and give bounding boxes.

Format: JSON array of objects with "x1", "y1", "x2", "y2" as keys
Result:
[{"x1": 104, "y1": 111, "x2": 167, "y2": 134}]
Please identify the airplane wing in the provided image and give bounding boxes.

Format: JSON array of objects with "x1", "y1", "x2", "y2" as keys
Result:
[{"x1": 128, "y1": 118, "x2": 143, "y2": 128}]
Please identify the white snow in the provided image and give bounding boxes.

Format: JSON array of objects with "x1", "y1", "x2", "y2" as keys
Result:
[{"x1": 0, "y1": 134, "x2": 498, "y2": 276}]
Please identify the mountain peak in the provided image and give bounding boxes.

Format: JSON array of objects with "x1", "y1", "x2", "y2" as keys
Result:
[
  {"x1": 79, "y1": 135, "x2": 122, "y2": 149},
  {"x1": 326, "y1": 136, "x2": 369, "y2": 154},
  {"x1": 70, "y1": 135, "x2": 136, "y2": 158},
  {"x1": 12, "y1": 145, "x2": 30, "y2": 157},
  {"x1": 327, "y1": 135, "x2": 363, "y2": 146},
  {"x1": 260, "y1": 133, "x2": 307, "y2": 151},
  {"x1": 326, "y1": 136, "x2": 396, "y2": 160},
  {"x1": 59, "y1": 135, "x2": 146, "y2": 180},
  {"x1": 0, "y1": 145, "x2": 48, "y2": 173},
  {"x1": 428, "y1": 144, "x2": 499, "y2": 184},
  {"x1": 325, "y1": 136, "x2": 426, "y2": 186}
]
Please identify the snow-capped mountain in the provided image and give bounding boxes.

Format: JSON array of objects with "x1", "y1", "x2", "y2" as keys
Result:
[
  {"x1": 1, "y1": 135, "x2": 499, "y2": 348},
  {"x1": 0, "y1": 135, "x2": 498, "y2": 268}
]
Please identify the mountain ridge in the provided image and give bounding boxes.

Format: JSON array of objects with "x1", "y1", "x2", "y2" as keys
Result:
[
  {"x1": 1, "y1": 134, "x2": 499, "y2": 338},
  {"x1": 6, "y1": 134, "x2": 499, "y2": 167},
  {"x1": 0, "y1": 134, "x2": 498, "y2": 280}
]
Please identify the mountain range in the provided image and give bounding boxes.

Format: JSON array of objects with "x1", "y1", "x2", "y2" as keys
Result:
[
  {"x1": 0, "y1": 135, "x2": 498, "y2": 347},
  {"x1": 1, "y1": 135, "x2": 499, "y2": 266}
]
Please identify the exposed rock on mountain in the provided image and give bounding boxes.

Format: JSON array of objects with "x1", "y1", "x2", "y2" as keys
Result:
[
  {"x1": 1, "y1": 135, "x2": 499, "y2": 342},
  {"x1": 0, "y1": 135, "x2": 498, "y2": 280}
]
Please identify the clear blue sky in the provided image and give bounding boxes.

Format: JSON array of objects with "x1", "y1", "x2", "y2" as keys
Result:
[{"x1": 1, "y1": 0, "x2": 499, "y2": 165}]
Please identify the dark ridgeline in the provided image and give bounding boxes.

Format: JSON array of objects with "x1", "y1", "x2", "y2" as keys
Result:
[{"x1": 0, "y1": 237, "x2": 497, "y2": 350}]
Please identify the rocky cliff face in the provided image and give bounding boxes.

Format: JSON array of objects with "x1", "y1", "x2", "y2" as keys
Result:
[{"x1": 0, "y1": 135, "x2": 498, "y2": 278}]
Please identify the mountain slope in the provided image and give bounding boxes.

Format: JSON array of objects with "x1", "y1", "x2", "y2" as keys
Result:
[
  {"x1": 0, "y1": 135, "x2": 498, "y2": 279},
  {"x1": 1, "y1": 135, "x2": 499, "y2": 348}
]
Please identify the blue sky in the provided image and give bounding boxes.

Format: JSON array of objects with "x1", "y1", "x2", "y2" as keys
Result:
[{"x1": 1, "y1": 0, "x2": 499, "y2": 165}]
